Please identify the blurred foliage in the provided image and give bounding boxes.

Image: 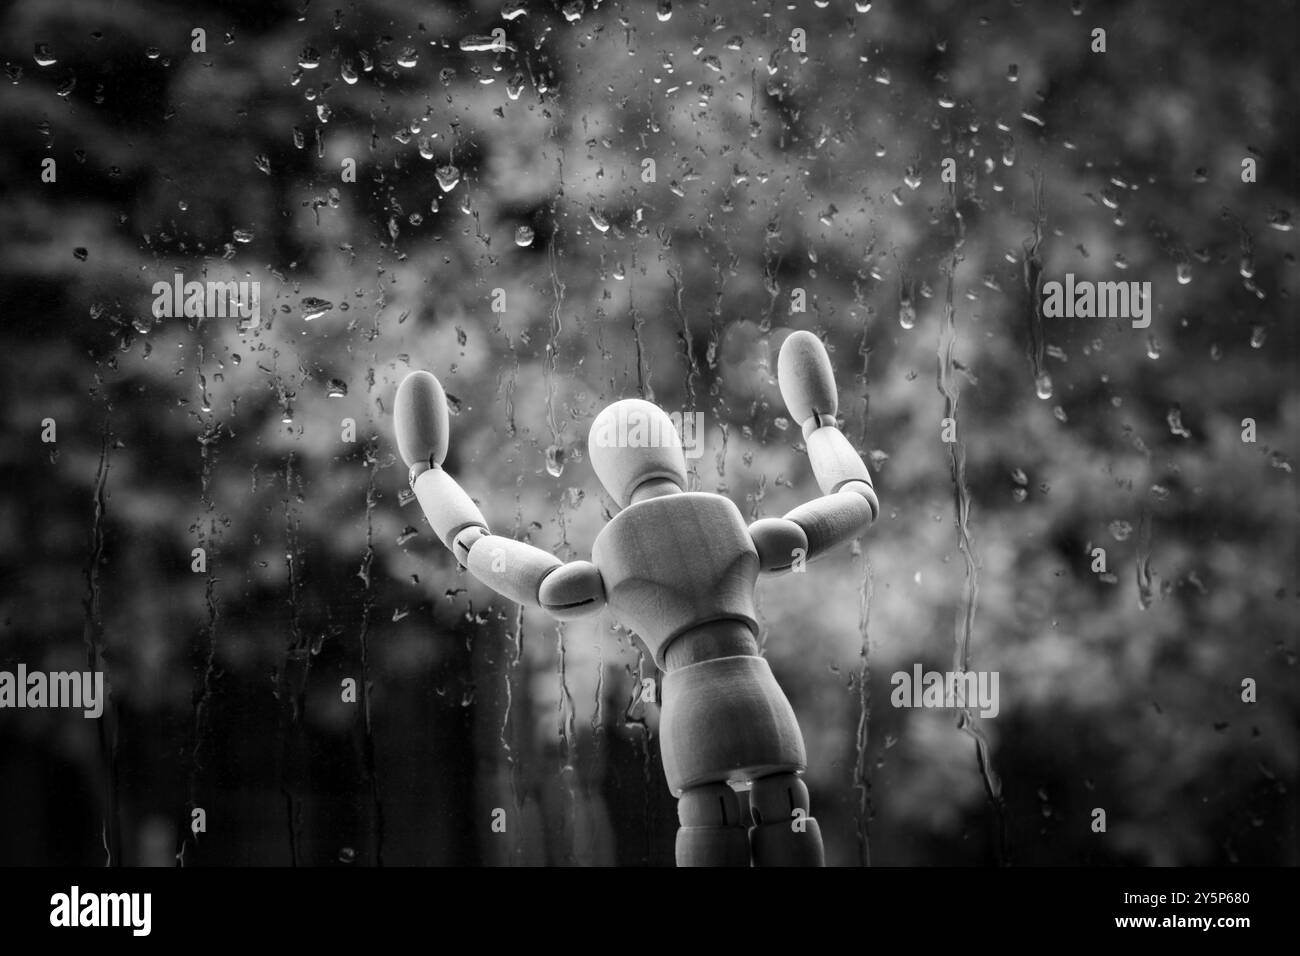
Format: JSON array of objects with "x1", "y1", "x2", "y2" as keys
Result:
[{"x1": 0, "y1": 0, "x2": 1296, "y2": 866}]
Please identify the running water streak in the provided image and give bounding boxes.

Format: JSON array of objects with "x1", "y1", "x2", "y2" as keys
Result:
[
  {"x1": 1022, "y1": 169, "x2": 1051, "y2": 400},
  {"x1": 853, "y1": 315, "x2": 876, "y2": 867},
  {"x1": 357, "y1": 438, "x2": 385, "y2": 865},
  {"x1": 544, "y1": 237, "x2": 565, "y2": 464},
  {"x1": 182, "y1": 414, "x2": 222, "y2": 866},
  {"x1": 938, "y1": 178, "x2": 1009, "y2": 864},
  {"x1": 666, "y1": 265, "x2": 699, "y2": 408},
  {"x1": 852, "y1": 555, "x2": 874, "y2": 867},
  {"x1": 82, "y1": 420, "x2": 120, "y2": 866}
]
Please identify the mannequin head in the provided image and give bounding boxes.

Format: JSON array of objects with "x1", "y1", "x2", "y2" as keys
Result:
[{"x1": 587, "y1": 399, "x2": 688, "y2": 509}]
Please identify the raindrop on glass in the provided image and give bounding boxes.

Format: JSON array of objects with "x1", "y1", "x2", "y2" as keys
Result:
[
  {"x1": 436, "y1": 165, "x2": 461, "y2": 192},
  {"x1": 545, "y1": 444, "x2": 566, "y2": 478},
  {"x1": 1266, "y1": 208, "x2": 1293, "y2": 232},
  {"x1": 459, "y1": 35, "x2": 499, "y2": 53},
  {"x1": 300, "y1": 297, "x2": 334, "y2": 321},
  {"x1": 1166, "y1": 406, "x2": 1191, "y2": 437}
]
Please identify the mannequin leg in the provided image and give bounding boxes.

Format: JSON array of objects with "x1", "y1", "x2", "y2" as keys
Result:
[
  {"x1": 675, "y1": 782, "x2": 750, "y2": 867},
  {"x1": 748, "y1": 772, "x2": 824, "y2": 867}
]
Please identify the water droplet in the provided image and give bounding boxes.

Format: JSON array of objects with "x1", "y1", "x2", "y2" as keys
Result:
[
  {"x1": 1266, "y1": 208, "x2": 1293, "y2": 232},
  {"x1": 588, "y1": 208, "x2": 610, "y2": 233},
  {"x1": 459, "y1": 35, "x2": 499, "y2": 53},
  {"x1": 1034, "y1": 372, "x2": 1053, "y2": 400},
  {"x1": 397, "y1": 47, "x2": 418, "y2": 68},
  {"x1": 898, "y1": 301, "x2": 916, "y2": 330},
  {"x1": 34, "y1": 43, "x2": 57, "y2": 67},
  {"x1": 340, "y1": 59, "x2": 357, "y2": 84},
  {"x1": 298, "y1": 47, "x2": 321, "y2": 70},
  {"x1": 1250, "y1": 325, "x2": 1266, "y2": 349},
  {"x1": 254, "y1": 153, "x2": 271, "y2": 175},
  {"x1": 55, "y1": 75, "x2": 75, "y2": 97},
  {"x1": 327, "y1": 379, "x2": 347, "y2": 398},
  {"x1": 1146, "y1": 336, "x2": 1161, "y2": 360},
  {"x1": 1166, "y1": 406, "x2": 1191, "y2": 438},
  {"x1": 339, "y1": 847, "x2": 356, "y2": 864},
  {"x1": 514, "y1": 224, "x2": 535, "y2": 247},
  {"x1": 435, "y1": 165, "x2": 461, "y2": 192},
  {"x1": 873, "y1": 67, "x2": 891, "y2": 85},
  {"x1": 73, "y1": 247, "x2": 88, "y2": 261},
  {"x1": 315, "y1": 103, "x2": 332, "y2": 123},
  {"x1": 506, "y1": 72, "x2": 526, "y2": 99},
  {"x1": 300, "y1": 296, "x2": 334, "y2": 321},
  {"x1": 562, "y1": 1, "x2": 584, "y2": 22},
  {"x1": 1006, "y1": 63, "x2": 1019, "y2": 82},
  {"x1": 1193, "y1": 167, "x2": 1208, "y2": 183},
  {"x1": 503, "y1": 1, "x2": 528, "y2": 20},
  {"x1": 657, "y1": 0, "x2": 673, "y2": 21},
  {"x1": 1176, "y1": 262, "x2": 1193, "y2": 285},
  {"x1": 1108, "y1": 520, "x2": 1132, "y2": 542},
  {"x1": 233, "y1": 228, "x2": 254, "y2": 243},
  {"x1": 545, "y1": 444, "x2": 566, "y2": 478}
]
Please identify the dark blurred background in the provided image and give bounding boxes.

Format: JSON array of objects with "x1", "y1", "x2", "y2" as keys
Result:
[{"x1": 0, "y1": 0, "x2": 1296, "y2": 866}]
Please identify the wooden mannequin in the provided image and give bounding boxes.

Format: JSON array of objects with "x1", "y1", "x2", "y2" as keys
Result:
[{"x1": 393, "y1": 331, "x2": 878, "y2": 866}]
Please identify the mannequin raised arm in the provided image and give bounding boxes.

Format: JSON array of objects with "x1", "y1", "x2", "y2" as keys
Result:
[
  {"x1": 748, "y1": 331, "x2": 879, "y2": 571},
  {"x1": 393, "y1": 370, "x2": 605, "y2": 620}
]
